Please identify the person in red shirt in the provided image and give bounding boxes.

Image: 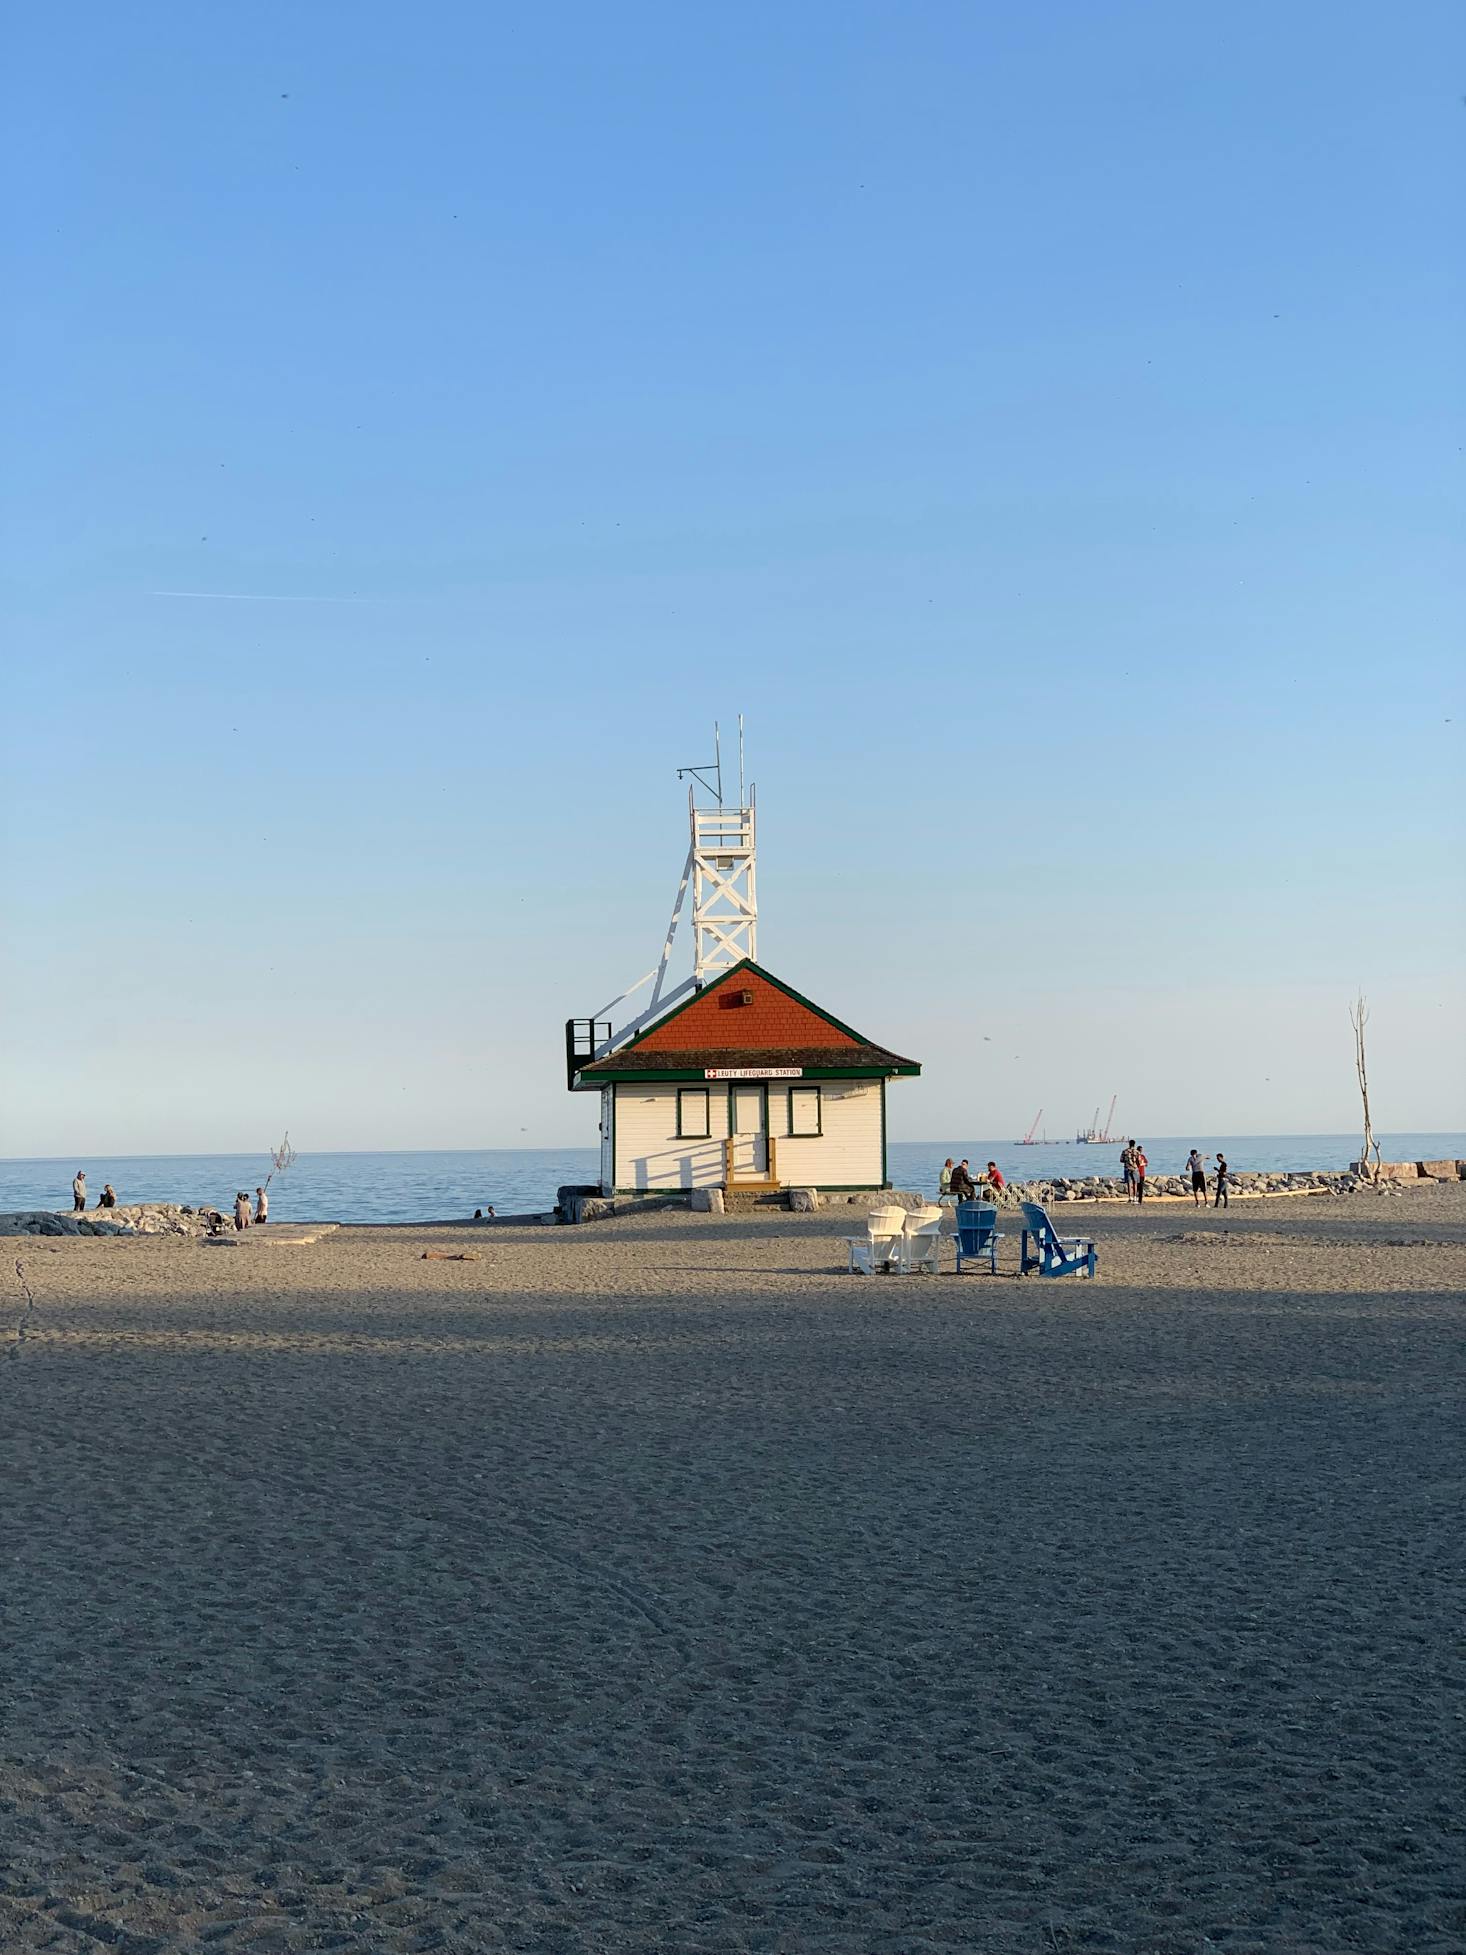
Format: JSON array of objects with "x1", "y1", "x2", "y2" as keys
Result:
[{"x1": 984, "y1": 1161, "x2": 1006, "y2": 1190}]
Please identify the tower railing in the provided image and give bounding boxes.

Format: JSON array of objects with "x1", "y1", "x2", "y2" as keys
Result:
[{"x1": 692, "y1": 786, "x2": 757, "y2": 984}]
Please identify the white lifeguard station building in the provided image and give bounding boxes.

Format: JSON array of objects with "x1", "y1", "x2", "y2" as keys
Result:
[{"x1": 565, "y1": 726, "x2": 919, "y2": 1196}]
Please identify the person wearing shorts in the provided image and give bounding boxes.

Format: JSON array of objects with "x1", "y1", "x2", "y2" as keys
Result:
[{"x1": 1186, "y1": 1149, "x2": 1206, "y2": 1206}]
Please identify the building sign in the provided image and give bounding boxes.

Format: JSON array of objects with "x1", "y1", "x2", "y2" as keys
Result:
[{"x1": 704, "y1": 1066, "x2": 803, "y2": 1080}]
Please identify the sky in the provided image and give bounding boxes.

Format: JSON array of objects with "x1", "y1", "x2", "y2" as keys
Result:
[{"x1": 2, "y1": 0, "x2": 1462, "y2": 1155}]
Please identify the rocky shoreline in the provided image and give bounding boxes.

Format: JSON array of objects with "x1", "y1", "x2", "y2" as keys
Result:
[
  {"x1": 983, "y1": 1159, "x2": 1465, "y2": 1204},
  {"x1": 0, "y1": 1203, "x2": 219, "y2": 1239}
]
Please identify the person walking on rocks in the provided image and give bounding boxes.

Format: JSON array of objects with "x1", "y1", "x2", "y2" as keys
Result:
[
  {"x1": 1214, "y1": 1154, "x2": 1231, "y2": 1210},
  {"x1": 1134, "y1": 1144, "x2": 1148, "y2": 1204},
  {"x1": 254, "y1": 1185, "x2": 268, "y2": 1225},
  {"x1": 1186, "y1": 1149, "x2": 1206, "y2": 1208},
  {"x1": 1120, "y1": 1142, "x2": 1137, "y2": 1203},
  {"x1": 72, "y1": 1170, "x2": 87, "y2": 1212},
  {"x1": 234, "y1": 1190, "x2": 252, "y2": 1231}
]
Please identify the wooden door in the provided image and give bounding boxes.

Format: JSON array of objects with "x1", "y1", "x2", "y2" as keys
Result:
[{"x1": 730, "y1": 1084, "x2": 768, "y2": 1175}]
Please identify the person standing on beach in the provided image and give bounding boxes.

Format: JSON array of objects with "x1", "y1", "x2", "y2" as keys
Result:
[
  {"x1": 234, "y1": 1191, "x2": 252, "y2": 1231},
  {"x1": 1134, "y1": 1144, "x2": 1148, "y2": 1204},
  {"x1": 1214, "y1": 1154, "x2": 1230, "y2": 1210},
  {"x1": 1120, "y1": 1142, "x2": 1137, "y2": 1203},
  {"x1": 1186, "y1": 1148, "x2": 1206, "y2": 1207},
  {"x1": 254, "y1": 1185, "x2": 268, "y2": 1225},
  {"x1": 72, "y1": 1170, "x2": 87, "y2": 1212}
]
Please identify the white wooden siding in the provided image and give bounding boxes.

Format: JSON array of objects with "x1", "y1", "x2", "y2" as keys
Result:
[
  {"x1": 773, "y1": 1079, "x2": 883, "y2": 1187},
  {"x1": 613, "y1": 1084, "x2": 730, "y2": 1190},
  {"x1": 612, "y1": 1078, "x2": 886, "y2": 1190},
  {"x1": 598, "y1": 1087, "x2": 614, "y2": 1194}
]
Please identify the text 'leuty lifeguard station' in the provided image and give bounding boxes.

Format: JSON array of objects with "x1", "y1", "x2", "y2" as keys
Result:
[{"x1": 565, "y1": 727, "x2": 919, "y2": 1197}]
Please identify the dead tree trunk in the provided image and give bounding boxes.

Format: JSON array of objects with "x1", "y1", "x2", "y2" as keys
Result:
[{"x1": 1349, "y1": 995, "x2": 1381, "y2": 1184}]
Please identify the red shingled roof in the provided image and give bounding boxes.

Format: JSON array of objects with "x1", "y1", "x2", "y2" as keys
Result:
[{"x1": 576, "y1": 960, "x2": 919, "y2": 1081}]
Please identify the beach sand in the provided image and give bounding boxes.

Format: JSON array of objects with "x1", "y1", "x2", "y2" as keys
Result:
[{"x1": 3, "y1": 1188, "x2": 1463, "y2": 1953}]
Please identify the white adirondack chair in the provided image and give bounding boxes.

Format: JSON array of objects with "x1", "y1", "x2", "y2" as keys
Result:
[
  {"x1": 895, "y1": 1209, "x2": 945, "y2": 1275},
  {"x1": 844, "y1": 1206, "x2": 907, "y2": 1275}
]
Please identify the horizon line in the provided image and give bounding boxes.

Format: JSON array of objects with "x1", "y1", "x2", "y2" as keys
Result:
[{"x1": 5, "y1": 1130, "x2": 1463, "y2": 1166}]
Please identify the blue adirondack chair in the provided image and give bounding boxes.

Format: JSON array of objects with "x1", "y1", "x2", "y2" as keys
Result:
[
  {"x1": 954, "y1": 1201, "x2": 1004, "y2": 1274},
  {"x1": 1019, "y1": 1201, "x2": 1097, "y2": 1279}
]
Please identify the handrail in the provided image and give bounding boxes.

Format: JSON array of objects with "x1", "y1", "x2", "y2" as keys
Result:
[{"x1": 723, "y1": 1135, "x2": 779, "y2": 1188}]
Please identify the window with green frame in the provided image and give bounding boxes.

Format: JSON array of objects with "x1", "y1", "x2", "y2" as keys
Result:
[
  {"x1": 788, "y1": 1084, "x2": 822, "y2": 1136},
  {"x1": 676, "y1": 1087, "x2": 711, "y2": 1139}
]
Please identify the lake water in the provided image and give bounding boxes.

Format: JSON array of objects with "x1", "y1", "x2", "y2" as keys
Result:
[{"x1": 3, "y1": 1135, "x2": 1462, "y2": 1225}]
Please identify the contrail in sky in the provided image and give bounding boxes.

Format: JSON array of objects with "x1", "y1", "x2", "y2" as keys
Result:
[{"x1": 149, "y1": 590, "x2": 370, "y2": 602}]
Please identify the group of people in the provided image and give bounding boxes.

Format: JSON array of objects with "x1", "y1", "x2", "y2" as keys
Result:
[
  {"x1": 938, "y1": 1158, "x2": 1005, "y2": 1203},
  {"x1": 203, "y1": 1190, "x2": 269, "y2": 1235},
  {"x1": 1186, "y1": 1148, "x2": 1232, "y2": 1209},
  {"x1": 71, "y1": 1171, "x2": 118, "y2": 1210},
  {"x1": 72, "y1": 1170, "x2": 272, "y2": 1231},
  {"x1": 1123, "y1": 1144, "x2": 1232, "y2": 1208},
  {"x1": 232, "y1": 1188, "x2": 269, "y2": 1229},
  {"x1": 932, "y1": 1148, "x2": 1235, "y2": 1211}
]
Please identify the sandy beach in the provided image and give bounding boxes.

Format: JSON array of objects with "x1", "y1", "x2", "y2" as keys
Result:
[{"x1": 3, "y1": 1188, "x2": 1463, "y2": 1954}]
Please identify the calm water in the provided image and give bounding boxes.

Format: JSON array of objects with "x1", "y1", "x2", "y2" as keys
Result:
[{"x1": 3, "y1": 1136, "x2": 1462, "y2": 1224}]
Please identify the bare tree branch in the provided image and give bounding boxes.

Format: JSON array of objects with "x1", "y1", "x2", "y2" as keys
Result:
[
  {"x1": 264, "y1": 1131, "x2": 297, "y2": 1191},
  {"x1": 1349, "y1": 995, "x2": 1381, "y2": 1185}
]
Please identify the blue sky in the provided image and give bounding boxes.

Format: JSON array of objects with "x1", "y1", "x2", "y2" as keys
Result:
[{"x1": 3, "y1": 0, "x2": 1462, "y2": 1153}]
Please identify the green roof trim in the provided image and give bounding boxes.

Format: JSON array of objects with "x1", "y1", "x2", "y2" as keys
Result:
[{"x1": 572, "y1": 1062, "x2": 919, "y2": 1091}]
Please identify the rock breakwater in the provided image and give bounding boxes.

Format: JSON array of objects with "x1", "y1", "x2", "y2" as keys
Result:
[{"x1": 0, "y1": 1204, "x2": 217, "y2": 1238}]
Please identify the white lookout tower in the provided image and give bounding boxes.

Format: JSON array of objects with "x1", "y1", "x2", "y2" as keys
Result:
[
  {"x1": 563, "y1": 719, "x2": 758, "y2": 1080},
  {"x1": 682, "y1": 719, "x2": 757, "y2": 987}
]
